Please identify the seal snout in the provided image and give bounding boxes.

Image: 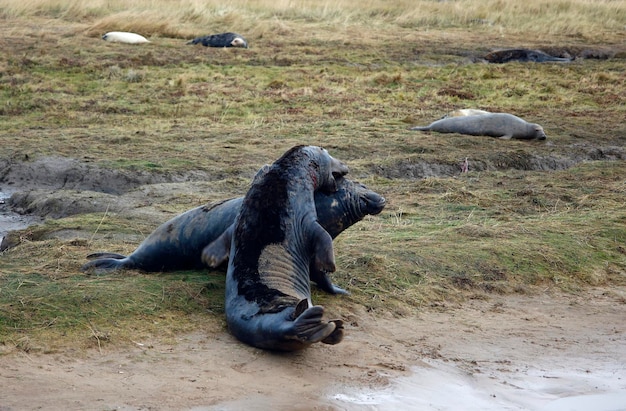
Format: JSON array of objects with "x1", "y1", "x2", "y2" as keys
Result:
[
  {"x1": 356, "y1": 184, "x2": 386, "y2": 215},
  {"x1": 365, "y1": 193, "x2": 386, "y2": 215},
  {"x1": 534, "y1": 125, "x2": 547, "y2": 140}
]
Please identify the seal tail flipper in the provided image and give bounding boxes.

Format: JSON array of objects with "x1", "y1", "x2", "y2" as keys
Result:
[
  {"x1": 410, "y1": 126, "x2": 431, "y2": 131},
  {"x1": 321, "y1": 319, "x2": 344, "y2": 345},
  {"x1": 292, "y1": 303, "x2": 340, "y2": 344},
  {"x1": 81, "y1": 257, "x2": 129, "y2": 273},
  {"x1": 86, "y1": 252, "x2": 126, "y2": 260}
]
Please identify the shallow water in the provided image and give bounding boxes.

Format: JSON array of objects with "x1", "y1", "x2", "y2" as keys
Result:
[
  {"x1": 0, "y1": 189, "x2": 42, "y2": 244},
  {"x1": 330, "y1": 359, "x2": 626, "y2": 411}
]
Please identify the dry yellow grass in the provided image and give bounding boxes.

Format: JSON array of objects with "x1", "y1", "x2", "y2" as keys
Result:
[{"x1": 1, "y1": 0, "x2": 624, "y2": 43}]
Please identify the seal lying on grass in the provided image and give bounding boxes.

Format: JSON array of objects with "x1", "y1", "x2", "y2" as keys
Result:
[
  {"x1": 187, "y1": 32, "x2": 248, "y2": 48},
  {"x1": 102, "y1": 32, "x2": 150, "y2": 44},
  {"x1": 225, "y1": 145, "x2": 348, "y2": 351},
  {"x1": 484, "y1": 49, "x2": 573, "y2": 64},
  {"x1": 81, "y1": 176, "x2": 386, "y2": 295},
  {"x1": 411, "y1": 113, "x2": 547, "y2": 140}
]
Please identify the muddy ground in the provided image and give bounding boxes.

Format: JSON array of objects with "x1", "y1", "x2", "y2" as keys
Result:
[{"x1": 1, "y1": 156, "x2": 625, "y2": 410}]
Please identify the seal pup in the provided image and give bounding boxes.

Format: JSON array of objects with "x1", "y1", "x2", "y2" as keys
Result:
[
  {"x1": 411, "y1": 113, "x2": 547, "y2": 140},
  {"x1": 81, "y1": 177, "x2": 387, "y2": 295},
  {"x1": 226, "y1": 145, "x2": 348, "y2": 351},
  {"x1": 187, "y1": 32, "x2": 248, "y2": 48},
  {"x1": 484, "y1": 49, "x2": 573, "y2": 64},
  {"x1": 201, "y1": 176, "x2": 386, "y2": 295},
  {"x1": 102, "y1": 32, "x2": 150, "y2": 44}
]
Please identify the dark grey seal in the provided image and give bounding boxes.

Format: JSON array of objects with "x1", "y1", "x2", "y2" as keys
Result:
[
  {"x1": 411, "y1": 113, "x2": 547, "y2": 140},
  {"x1": 225, "y1": 145, "x2": 348, "y2": 351},
  {"x1": 187, "y1": 32, "x2": 248, "y2": 48},
  {"x1": 484, "y1": 49, "x2": 573, "y2": 64}
]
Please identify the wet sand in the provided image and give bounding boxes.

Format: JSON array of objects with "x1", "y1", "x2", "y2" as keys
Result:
[
  {"x1": 0, "y1": 189, "x2": 43, "y2": 245},
  {"x1": 1, "y1": 287, "x2": 624, "y2": 410}
]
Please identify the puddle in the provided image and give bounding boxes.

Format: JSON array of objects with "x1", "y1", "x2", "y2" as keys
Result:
[
  {"x1": 0, "y1": 188, "x2": 43, "y2": 245},
  {"x1": 330, "y1": 359, "x2": 626, "y2": 411}
]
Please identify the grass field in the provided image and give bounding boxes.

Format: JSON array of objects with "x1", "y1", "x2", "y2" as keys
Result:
[{"x1": 1, "y1": 0, "x2": 625, "y2": 353}]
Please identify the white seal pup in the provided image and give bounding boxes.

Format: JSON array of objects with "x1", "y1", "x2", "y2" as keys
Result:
[{"x1": 102, "y1": 32, "x2": 150, "y2": 44}]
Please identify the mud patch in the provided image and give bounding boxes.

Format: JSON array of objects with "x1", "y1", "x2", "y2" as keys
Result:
[
  {"x1": 8, "y1": 189, "x2": 121, "y2": 219},
  {"x1": 0, "y1": 156, "x2": 211, "y2": 195},
  {"x1": 0, "y1": 187, "x2": 43, "y2": 248},
  {"x1": 374, "y1": 144, "x2": 625, "y2": 179},
  {"x1": 0, "y1": 155, "x2": 248, "y2": 250}
]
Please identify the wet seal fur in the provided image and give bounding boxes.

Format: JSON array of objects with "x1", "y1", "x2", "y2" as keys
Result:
[
  {"x1": 411, "y1": 113, "x2": 547, "y2": 140},
  {"x1": 225, "y1": 145, "x2": 348, "y2": 351},
  {"x1": 102, "y1": 32, "x2": 150, "y2": 44},
  {"x1": 81, "y1": 176, "x2": 386, "y2": 295},
  {"x1": 187, "y1": 32, "x2": 248, "y2": 48},
  {"x1": 484, "y1": 49, "x2": 573, "y2": 64}
]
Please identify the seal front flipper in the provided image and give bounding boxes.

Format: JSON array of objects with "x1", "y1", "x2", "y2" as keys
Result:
[
  {"x1": 310, "y1": 268, "x2": 349, "y2": 295},
  {"x1": 310, "y1": 222, "x2": 336, "y2": 274},
  {"x1": 201, "y1": 224, "x2": 234, "y2": 268}
]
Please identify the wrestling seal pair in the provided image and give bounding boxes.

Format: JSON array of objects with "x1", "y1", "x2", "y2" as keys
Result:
[
  {"x1": 84, "y1": 146, "x2": 384, "y2": 351},
  {"x1": 82, "y1": 174, "x2": 386, "y2": 295}
]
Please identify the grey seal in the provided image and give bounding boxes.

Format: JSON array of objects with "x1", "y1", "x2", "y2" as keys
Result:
[
  {"x1": 484, "y1": 49, "x2": 573, "y2": 64},
  {"x1": 411, "y1": 113, "x2": 547, "y2": 140},
  {"x1": 225, "y1": 145, "x2": 348, "y2": 351},
  {"x1": 187, "y1": 32, "x2": 248, "y2": 48}
]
